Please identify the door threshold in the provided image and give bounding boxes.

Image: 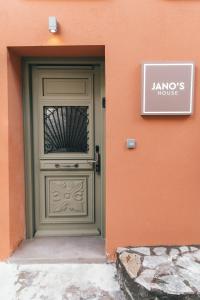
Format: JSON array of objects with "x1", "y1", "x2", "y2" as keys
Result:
[{"x1": 35, "y1": 228, "x2": 100, "y2": 237}]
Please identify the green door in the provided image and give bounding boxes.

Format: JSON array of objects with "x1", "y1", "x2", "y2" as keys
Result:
[{"x1": 31, "y1": 67, "x2": 103, "y2": 236}]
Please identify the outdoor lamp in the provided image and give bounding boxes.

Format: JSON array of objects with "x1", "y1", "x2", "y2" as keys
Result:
[{"x1": 48, "y1": 16, "x2": 58, "y2": 33}]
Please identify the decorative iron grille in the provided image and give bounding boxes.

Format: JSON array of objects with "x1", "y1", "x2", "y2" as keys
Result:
[{"x1": 44, "y1": 106, "x2": 89, "y2": 154}]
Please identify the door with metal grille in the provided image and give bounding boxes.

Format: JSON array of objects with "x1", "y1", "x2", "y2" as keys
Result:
[{"x1": 32, "y1": 67, "x2": 102, "y2": 236}]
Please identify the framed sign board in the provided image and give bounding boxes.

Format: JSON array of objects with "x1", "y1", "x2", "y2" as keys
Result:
[{"x1": 141, "y1": 62, "x2": 195, "y2": 115}]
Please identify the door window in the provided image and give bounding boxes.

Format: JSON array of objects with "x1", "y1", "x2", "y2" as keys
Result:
[{"x1": 44, "y1": 106, "x2": 89, "y2": 154}]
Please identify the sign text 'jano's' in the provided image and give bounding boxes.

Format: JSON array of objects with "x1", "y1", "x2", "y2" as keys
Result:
[{"x1": 141, "y1": 62, "x2": 195, "y2": 115}]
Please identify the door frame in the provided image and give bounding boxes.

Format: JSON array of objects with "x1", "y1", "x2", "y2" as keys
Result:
[{"x1": 22, "y1": 57, "x2": 105, "y2": 239}]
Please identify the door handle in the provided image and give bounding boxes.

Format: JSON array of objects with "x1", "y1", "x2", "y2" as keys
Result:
[
  {"x1": 87, "y1": 160, "x2": 97, "y2": 164},
  {"x1": 87, "y1": 146, "x2": 100, "y2": 174},
  {"x1": 95, "y1": 145, "x2": 101, "y2": 174}
]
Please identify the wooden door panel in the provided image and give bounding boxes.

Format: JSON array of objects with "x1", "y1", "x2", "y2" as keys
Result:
[
  {"x1": 40, "y1": 171, "x2": 94, "y2": 224},
  {"x1": 38, "y1": 70, "x2": 93, "y2": 100},
  {"x1": 43, "y1": 78, "x2": 89, "y2": 97}
]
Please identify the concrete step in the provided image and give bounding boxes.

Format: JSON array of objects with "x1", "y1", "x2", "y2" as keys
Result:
[{"x1": 8, "y1": 236, "x2": 106, "y2": 264}]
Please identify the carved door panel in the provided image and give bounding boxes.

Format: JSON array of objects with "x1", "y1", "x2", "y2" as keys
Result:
[{"x1": 32, "y1": 68, "x2": 101, "y2": 236}]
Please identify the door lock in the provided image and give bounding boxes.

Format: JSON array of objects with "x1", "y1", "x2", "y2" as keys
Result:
[{"x1": 95, "y1": 145, "x2": 101, "y2": 174}]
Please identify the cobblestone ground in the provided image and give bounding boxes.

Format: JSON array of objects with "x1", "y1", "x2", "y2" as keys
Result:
[{"x1": 0, "y1": 263, "x2": 125, "y2": 300}]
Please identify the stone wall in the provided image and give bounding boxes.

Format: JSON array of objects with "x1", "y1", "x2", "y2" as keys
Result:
[{"x1": 116, "y1": 246, "x2": 200, "y2": 300}]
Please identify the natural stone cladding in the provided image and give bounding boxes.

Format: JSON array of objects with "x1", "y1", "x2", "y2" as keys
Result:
[{"x1": 116, "y1": 246, "x2": 200, "y2": 300}]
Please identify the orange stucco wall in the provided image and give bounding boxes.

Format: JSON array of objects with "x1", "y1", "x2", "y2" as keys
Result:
[
  {"x1": 1, "y1": 0, "x2": 200, "y2": 259},
  {"x1": 8, "y1": 51, "x2": 25, "y2": 253}
]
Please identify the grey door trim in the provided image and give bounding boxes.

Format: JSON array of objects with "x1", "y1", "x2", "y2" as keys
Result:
[{"x1": 22, "y1": 57, "x2": 105, "y2": 238}]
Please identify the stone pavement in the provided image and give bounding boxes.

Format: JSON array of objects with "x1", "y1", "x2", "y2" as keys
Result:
[
  {"x1": 0, "y1": 263, "x2": 125, "y2": 300},
  {"x1": 117, "y1": 246, "x2": 200, "y2": 300}
]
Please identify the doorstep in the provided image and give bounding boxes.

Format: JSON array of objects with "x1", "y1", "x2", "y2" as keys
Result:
[
  {"x1": 8, "y1": 236, "x2": 106, "y2": 264},
  {"x1": 116, "y1": 245, "x2": 200, "y2": 300}
]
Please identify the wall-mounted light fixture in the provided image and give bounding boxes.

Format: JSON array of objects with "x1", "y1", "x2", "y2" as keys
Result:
[{"x1": 48, "y1": 16, "x2": 58, "y2": 33}]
